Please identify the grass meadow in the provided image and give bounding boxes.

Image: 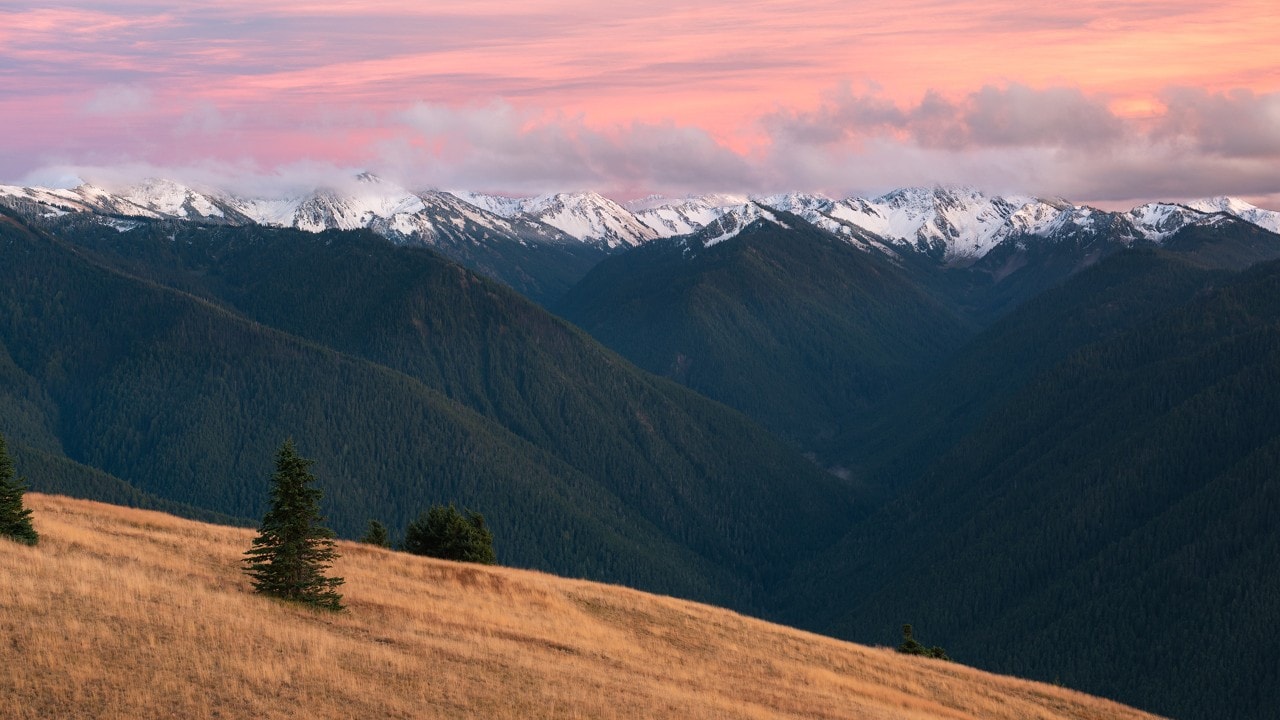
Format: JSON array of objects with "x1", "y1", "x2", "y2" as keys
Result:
[{"x1": 2, "y1": 494, "x2": 1162, "y2": 720}]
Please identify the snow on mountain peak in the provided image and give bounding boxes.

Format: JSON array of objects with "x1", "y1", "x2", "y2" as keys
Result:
[
  {"x1": 1185, "y1": 197, "x2": 1280, "y2": 233},
  {"x1": 4, "y1": 173, "x2": 1278, "y2": 261},
  {"x1": 1124, "y1": 203, "x2": 1209, "y2": 241},
  {"x1": 120, "y1": 178, "x2": 225, "y2": 219},
  {"x1": 446, "y1": 191, "x2": 527, "y2": 219},
  {"x1": 628, "y1": 194, "x2": 748, "y2": 238},
  {"x1": 697, "y1": 202, "x2": 792, "y2": 248},
  {"x1": 516, "y1": 191, "x2": 658, "y2": 248},
  {"x1": 818, "y1": 185, "x2": 1037, "y2": 261}
]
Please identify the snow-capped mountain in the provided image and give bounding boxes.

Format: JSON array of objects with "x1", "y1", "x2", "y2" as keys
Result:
[
  {"x1": 627, "y1": 194, "x2": 747, "y2": 237},
  {"x1": 690, "y1": 201, "x2": 796, "y2": 249},
  {"x1": 384, "y1": 190, "x2": 568, "y2": 247},
  {"x1": 1123, "y1": 202, "x2": 1221, "y2": 241},
  {"x1": 115, "y1": 178, "x2": 242, "y2": 222},
  {"x1": 812, "y1": 187, "x2": 1039, "y2": 261},
  {"x1": 460, "y1": 191, "x2": 658, "y2": 249},
  {"x1": 0, "y1": 181, "x2": 220, "y2": 220},
  {"x1": 1185, "y1": 197, "x2": 1280, "y2": 234},
  {"x1": 3, "y1": 175, "x2": 1277, "y2": 265},
  {"x1": 221, "y1": 173, "x2": 438, "y2": 234},
  {"x1": 447, "y1": 190, "x2": 527, "y2": 219}
]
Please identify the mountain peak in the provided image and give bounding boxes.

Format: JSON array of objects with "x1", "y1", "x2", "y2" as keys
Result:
[
  {"x1": 518, "y1": 191, "x2": 658, "y2": 248},
  {"x1": 1185, "y1": 196, "x2": 1280, "y2": 233}
]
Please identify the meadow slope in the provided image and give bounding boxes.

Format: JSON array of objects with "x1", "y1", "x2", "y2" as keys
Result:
[{"x1": 3, "y1": 494, "x2": 1162, "y2": 720}]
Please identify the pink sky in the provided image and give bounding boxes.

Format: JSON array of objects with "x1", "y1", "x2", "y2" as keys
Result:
[{"x1": 3, "y1": 1, "x2": 1278, "y2": 205}]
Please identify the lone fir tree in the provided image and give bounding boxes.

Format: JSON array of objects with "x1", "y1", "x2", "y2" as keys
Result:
[
  {"x1": 0, "y1": 432, "x2": 38, "y2": 545},
  {"x1": 243, "y1": 440, "x2": 343, "y2": 610}
]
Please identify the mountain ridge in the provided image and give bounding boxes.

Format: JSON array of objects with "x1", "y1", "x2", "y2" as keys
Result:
[{"x1": 4, "y1": 176, "x2": 1277, "y2": 265}]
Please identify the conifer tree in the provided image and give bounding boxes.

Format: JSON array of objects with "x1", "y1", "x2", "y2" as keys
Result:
[
  {"x1": 360, "y1": 519, "x2": 390, "y2": 548},
  {"x1": 897, "y1": 624, "x2": 926, "y2": 655},
  {"x1": 243, "y1": 440, "x2": 343, "y2": 610},
  {"x1": 896, "y1": 624, "x2": 949, "y2": 660},
  {"x1": 0, "y1": 432, "x2": 38, "y2": 545},
  {"x1": 403, "y1": 504, "x2": 496, "y2": 564}
]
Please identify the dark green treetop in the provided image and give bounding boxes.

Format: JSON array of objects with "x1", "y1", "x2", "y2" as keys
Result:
[
  {"x1": 896, "y1": 624, "x2": 949, "y2": 660},
  {"x1": 360, "y1": 519, "x2": 391, "y2": 548},
  {"x1": 243, "y1": 440, "x2": 343, "y2": 610},
  {"x1": 0, "y1": 432, "x2": 38, "y2": 546},
  {"x1": 403, "y1": 504, "x2": 496, "y2": 565}
]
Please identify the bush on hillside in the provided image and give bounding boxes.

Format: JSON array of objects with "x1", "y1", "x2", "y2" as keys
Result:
[{"x1": 403, "y1": 504, "x2": 496, "y2": 564}]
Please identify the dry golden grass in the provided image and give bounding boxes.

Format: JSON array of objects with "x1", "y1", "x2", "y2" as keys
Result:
[{"x1": 2, "y1": 493, "x2": 1162, "y2": 720}]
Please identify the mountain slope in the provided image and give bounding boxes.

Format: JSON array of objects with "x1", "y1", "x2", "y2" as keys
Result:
[
  {"x1": 0, "y1": 209, "x2": 852, "y2": 608},
  {"x1": 224, "y1": 178, "x2": 610, "y2": 306},
  {"x1": 824, "y1": 249, "x2": 1226, "y2": 477},
  {"x1": 557, "y1": 210, "x2": 971, "y2": 450},
  {"x1": 4, "y1": 493, "x2": 1164, "y2": 720},
  {"x1": 786, "y1": 251, "x2": 1280, "y2": 720},
  {"x1": 457, "y1": 190, "x2": 659, "y2": 248}
]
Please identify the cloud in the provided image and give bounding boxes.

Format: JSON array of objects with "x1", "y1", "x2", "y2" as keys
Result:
[
  {"x1": 19, "y1": 159, "x2": 365, "y2": 198},
  {"x1": 1155, "y1": 88, "x2": 1280, "y2": 158},
  {"x1": 388, "y1": 101, "x2": 760, "y2": 196},
  {"x1": 11, "y1": 85, "x2": 1280, "y2": 210},
  {"x1": 961, "y1": 85, "x2": 1124, "y2": 148},
  {"x1": 756, "y1": 85, "x2": 1280, "y2": 205},
  {"x1": 764, "y1": 83, "x2": 1125, "y2": 151}
]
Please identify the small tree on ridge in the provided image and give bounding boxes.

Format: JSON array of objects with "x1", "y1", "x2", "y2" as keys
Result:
[{"x1": 243, "y1": 439, "x2": 343, "y2": 610}]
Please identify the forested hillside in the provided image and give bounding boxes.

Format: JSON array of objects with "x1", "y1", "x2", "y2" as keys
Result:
[
  {"x1": 0, "y1": 210, "x2": 853, "y2": 609},
  {"x1": 558, "y1": 216, "x2": 970, "y2": 448},
  {"x1": 784, "y1": 251, "x2": 1280, "y2": 720}
]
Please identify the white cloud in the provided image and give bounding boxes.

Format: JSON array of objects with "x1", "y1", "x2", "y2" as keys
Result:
[
  {"x1": 16, "y1": 87, "x2": 1280, "y2": 210},
  {"x1": 385, "y1": 100, "x2": 759, "y2": 196}
]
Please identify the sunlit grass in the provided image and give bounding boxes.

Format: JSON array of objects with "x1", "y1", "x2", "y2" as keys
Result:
[{"x1": 3, "y1": 493, "x2": 1163, "y2": 719}]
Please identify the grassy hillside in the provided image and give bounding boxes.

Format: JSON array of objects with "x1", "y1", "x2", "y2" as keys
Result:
[{"x1": 3, "y1": 494, "x2": 1162, "y2": 720}]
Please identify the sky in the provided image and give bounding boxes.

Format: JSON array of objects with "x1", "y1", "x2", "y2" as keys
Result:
[{"x1": 3, "y1": 1, "x2": 1279, "y2": 206}]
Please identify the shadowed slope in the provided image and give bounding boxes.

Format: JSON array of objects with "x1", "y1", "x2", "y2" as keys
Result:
[
  {"x1": 558, "y1": 215, "x2": 969, "y2": 448},
  {"x1": 0, "y1": 209, "x2": 853, "y2": 608}
]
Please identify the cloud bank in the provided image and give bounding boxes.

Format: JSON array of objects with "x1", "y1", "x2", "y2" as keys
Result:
[{"x1": 21, "y1": 86, "x2": 1280, "y2": 209}]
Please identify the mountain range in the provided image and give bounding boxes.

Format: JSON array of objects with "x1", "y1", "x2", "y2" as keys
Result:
[{"x1": 4, "y1": 176, "x2": 1278, "y2": 302}]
